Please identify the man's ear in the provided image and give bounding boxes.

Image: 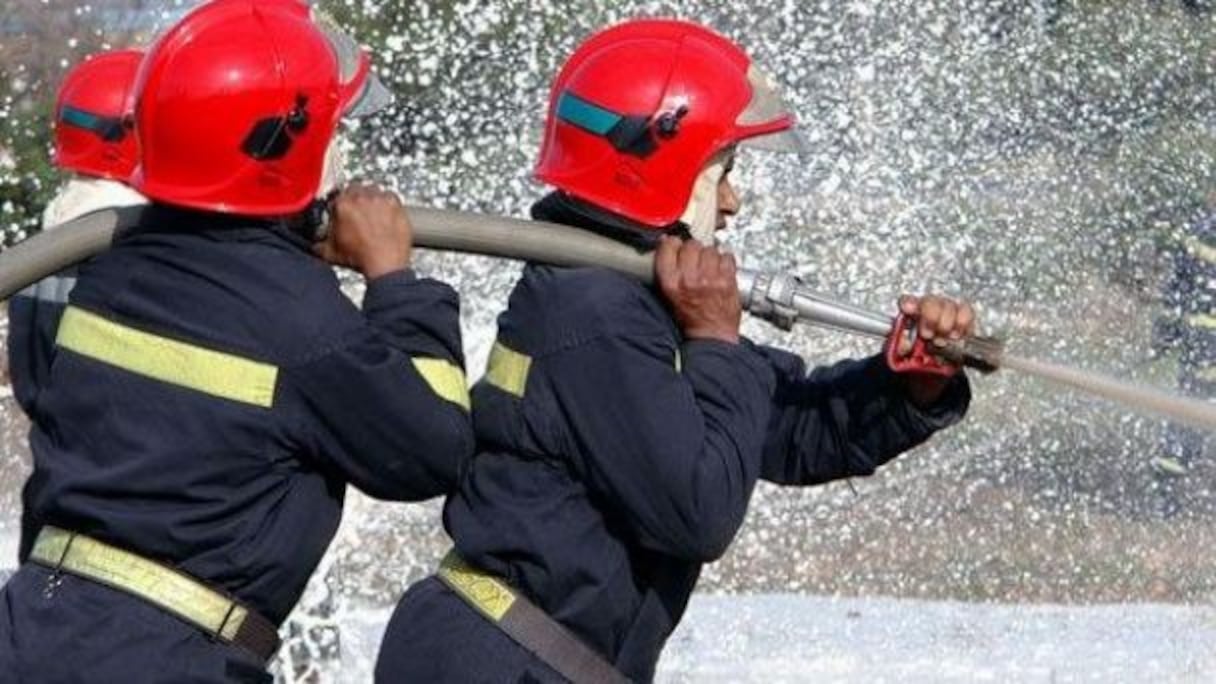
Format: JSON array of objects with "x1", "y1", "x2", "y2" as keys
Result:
[{"x1": 717, "y1": 176, "x2": 741, "y2": 215}]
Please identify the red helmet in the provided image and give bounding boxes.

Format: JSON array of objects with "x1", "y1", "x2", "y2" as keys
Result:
[
  {"x1": 53, "y1": 49, "x2": 142, "y2": 181},
  {"x1": 535, "y1": 19, "x2": 800, "y2": 229},
  {"x1": 130, "y1": 0, "x2": 390, "y2": 216}
]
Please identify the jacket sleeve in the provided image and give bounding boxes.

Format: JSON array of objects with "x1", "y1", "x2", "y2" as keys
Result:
[
  {"x1": 7, "y1": 273, "x2": 75, "y2": 415},
  {"x1": 8, "y1": 275, "x2": 75, "y2": 562},
  {"x1": 756, "y1": 344, "x2": 970, "y2": 486},
  {"x1": 541, "y1": 334, "x2": 776, "y2": 561},
  {"x1": 279, "y1": 270, "x2": 475, "y2": 501}
]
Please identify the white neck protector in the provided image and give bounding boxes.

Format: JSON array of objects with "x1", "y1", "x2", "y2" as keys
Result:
[
  {"x1": 43, "y1": 177, "x2": 148, "y2": 228},
  {"x1": 679, "y1": 150, "x2": 733, "y2": 245},
  {"x1": 318, "y1": 134, "x2": 348, "y2": 200}
]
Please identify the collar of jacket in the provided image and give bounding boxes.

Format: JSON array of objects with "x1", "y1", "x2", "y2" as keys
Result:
[
  {"x1": 530, "y1": 192, "x2": 691, "y2": 251},
  {"x1": 120, "y1": 203, "x2": 316, "y2": 253}
]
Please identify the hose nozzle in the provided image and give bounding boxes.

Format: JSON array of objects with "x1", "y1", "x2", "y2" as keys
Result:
[
  {"x1": 738, "y1": 267, "x2": 1005, "y2": 374},
  {"x1": 937, "y1": 335, "x2": 1005, "y2": 374}
]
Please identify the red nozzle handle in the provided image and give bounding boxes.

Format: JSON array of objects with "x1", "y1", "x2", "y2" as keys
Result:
[{"x1": 885, "y1": 312, "x2": 960, "y2": 378}]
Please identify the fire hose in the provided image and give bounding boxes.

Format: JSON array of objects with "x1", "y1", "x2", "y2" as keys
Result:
[{"x1": 0, "y1": 206, "x2": 1212, "y2": 431}]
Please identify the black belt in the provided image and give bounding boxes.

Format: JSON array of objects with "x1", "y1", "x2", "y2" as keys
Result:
[{"x1": 437, "y1": 552, "x2": 632, "y2": 684}]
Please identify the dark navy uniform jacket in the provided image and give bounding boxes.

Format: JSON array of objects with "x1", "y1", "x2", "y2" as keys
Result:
[
  {"x1": 11, "y1": 206, "x2": 474, "y2": 625},
  {"x1": 8, "y1": 261, "x2": 76, "y2": 575},
  {"x1": 8, "y1": 269, "x2": 74, "y2": 413},
  {"x1": 431, "y1": 195, "x2": 971, "y2": 682}
]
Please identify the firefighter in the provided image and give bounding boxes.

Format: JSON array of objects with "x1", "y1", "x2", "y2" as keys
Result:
[
  {"x1": 1151, "y1": 205, "x2": 1216, "y2": 513},
  {"x1": 6, "y1": 47, "x2": 149, "y2": 598},
  {"x1": 8, "y1": 49, "x2": 147, "y2": 418},
  {"x1": 0, "y1": 1, "x2": 473, "y2": 682},
  {"x1": 375, "y1": 19, "x2": 974, "y2": 684}
]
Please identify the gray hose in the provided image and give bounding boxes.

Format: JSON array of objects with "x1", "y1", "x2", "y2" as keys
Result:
[
  {"x1": 5, "y1": 208, "x2": 1214, "y2": 432},
  {"x1": 409, "y1": 207, "x2": 655, "y2": 283},
  {"x1": 11, "y1": 205, "x2": 1216, "y2": 433},
  {"x1": 0, "y1": 207, "x2": 132, "y2": 300},
  {"x1": 0, "y1": 206, "x2": 924, "y2": 360},
  {"x1": 0, "y1": 205, "x2": 979, "y2": 364},
  {"x1": 0, "y1": 205, "x2": 655, "y2": 301}
]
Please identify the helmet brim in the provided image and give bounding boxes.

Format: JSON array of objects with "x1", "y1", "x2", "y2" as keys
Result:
[
  {"x1": 317, "y1": 15, "x2": 393, "y2": 119},
  {"x1": 345, "y1": 72, "x2": 393, "y2": 118},
  {"x1": 735, "y1": 64, "x2": 806, "y2": 155}
]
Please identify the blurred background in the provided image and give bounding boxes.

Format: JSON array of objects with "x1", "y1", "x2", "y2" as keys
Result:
[{"x1": 2, "y1": 1, "x2": 1215, "y2": 681}]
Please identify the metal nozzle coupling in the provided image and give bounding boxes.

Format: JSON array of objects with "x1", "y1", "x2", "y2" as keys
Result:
[
  {"x1": 738, "y1": 268, "x2": 895, "y2": 339},
  {"x1": 739, "y1": 270, "x2": 801, "y2": 331}
]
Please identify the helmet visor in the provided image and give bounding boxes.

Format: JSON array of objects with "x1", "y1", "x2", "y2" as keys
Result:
[
  {"x1": 736, "y1": 64, "x2": 806, "y2": 155},
  {"x1": 315, "y1": 14, "x2": 393, "y2": 118},
  {"x1": 345, "y1": 71, "x2": 394, "y2": 118}
]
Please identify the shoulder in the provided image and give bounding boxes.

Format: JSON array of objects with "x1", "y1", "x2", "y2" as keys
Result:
[
  {"x1": 83, "y1": 225, "x2": 362, "y2": 363},
  {"x1": 504, "y1": 266, "x2": 676, "y2": 353}
]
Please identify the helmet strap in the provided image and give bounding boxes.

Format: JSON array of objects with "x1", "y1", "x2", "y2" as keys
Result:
[
  {"x1": 556, "y1": 91, "x2": 687, "y2": 159},
  {"x1": 60, "y1": 105, "x2": 128, "y2": 143}
]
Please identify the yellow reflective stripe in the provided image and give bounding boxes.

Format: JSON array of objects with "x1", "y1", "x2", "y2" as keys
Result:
[
  {"x1": 1185, "y1": 236, "x2": 1216, "y2": 265},
  {"x1": 30, "y1": 527, "x2": 247, "y2": 641},
  {"x1": 1188, "y1": 313, "x2": 1216, "y2": 330},
  {"x1": 675, "y1": 350, "x2": 683, "y2": 373},
  {"x1": 485, "y1": 341, "x2": 532, "y2": 398},
  {"x1": 56, "y1": 306, "x2": 278, "y2": 408},
  {"x1": 411, "y1": 357, "x2": 470, "y2": 411},
  {"x1": 438, "y1": 551, "x2": 516, "y2": 622}
]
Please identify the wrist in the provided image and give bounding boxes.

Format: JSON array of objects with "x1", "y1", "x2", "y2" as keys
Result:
[{"x1": 360, "y1": 256, "x2": 411, "y2": 281}]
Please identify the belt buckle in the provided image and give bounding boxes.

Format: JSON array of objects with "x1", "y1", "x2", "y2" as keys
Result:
[
  {"x1": 210, "y1": 602, "x2": 240, "y2": 644},
  {"x1": 42, "y1": 531, "x2": 77, "y2": 599}
]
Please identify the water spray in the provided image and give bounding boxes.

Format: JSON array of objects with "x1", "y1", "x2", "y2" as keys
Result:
[{"x1": 0, "y1": 206, "x2": 1213, "y2": 431}]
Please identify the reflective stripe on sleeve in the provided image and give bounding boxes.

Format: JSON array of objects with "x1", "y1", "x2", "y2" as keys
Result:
[
  {"x1": 411, "y1": 357, "x2": 471, "y2": 411},
  {"x1": 484, "y1": 341, "x2": 532, "y2": 398}
]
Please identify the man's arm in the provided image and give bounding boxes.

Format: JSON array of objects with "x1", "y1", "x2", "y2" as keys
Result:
[
  {"x1": 760, "y1": 294, "x2": 976, "y2": 485},
  {"x1": 280, "y1": 187, "x2": 474, "y2": 501},
  {"x1": 7, "y1": 272, "x2": 75, "y2": 414},
  {"x1": 9, "y1": 273, "x2": 75, "y2": 562},
  {"x1": 543, "y1": 331, "x2": 775, "y2": 562},
  {"x1": 757, "y1": 346, "x2": 969, "y2": 485},
  {"x1": 541, "y1": 237, "x2": 775, "y2": 562}
]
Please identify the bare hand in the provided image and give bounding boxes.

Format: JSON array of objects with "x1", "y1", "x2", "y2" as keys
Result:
[
  {"x1": 896, "y1": 294, "x2": 977, "y2": 354},
  {"x1": 896, "y1": 294, "x2": 978, "y2": 405},
  {"x1": 655, "y1": 235, "x2": 741, "y2": 344},
  {"x1": 313, "y1": 184, "x2": 413, "y2": 280}
]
